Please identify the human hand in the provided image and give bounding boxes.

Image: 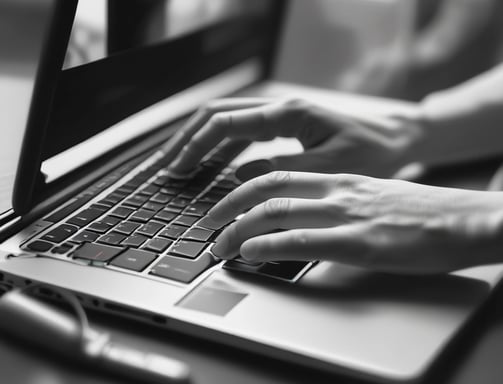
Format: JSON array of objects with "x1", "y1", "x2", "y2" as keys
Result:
[
  {"x1": 207, "y1": 172, "x2": 503, "y2": 274},
  {"x1": 168, "y1": 98, "x2": 422, "y2": 181}
]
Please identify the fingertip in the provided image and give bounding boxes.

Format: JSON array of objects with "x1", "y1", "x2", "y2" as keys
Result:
[
  {"x1": 211, "y1": 238, "x2": 230, "y2": 260},
  {"x1": 240, "y1": 240, "x2": 262, "y2": 262}
]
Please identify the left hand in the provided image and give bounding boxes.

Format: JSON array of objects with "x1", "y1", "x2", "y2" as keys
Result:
[{"x1": 207, "y1": 172, "x2": 503, "y2": 274}]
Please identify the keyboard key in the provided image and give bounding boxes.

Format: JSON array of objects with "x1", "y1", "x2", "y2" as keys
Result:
[
  {"x1": 87, "y1": 216, "x2": 121, "y2": 234},
  {"x1": 116, "y1": 185, "x2": 135, "y2": 195},
  {"x1": 114, "y1": 221, "x2": 141, "y2": 235},
  {"x1": 73, "y1": 243, "x2": 124, "y2": 262},
  {"x1": 41, "y1": 224, "x2": 79, "y2": 243},
  {"x1": 158, "y1": 225, "x2": 188, "y2": 239},
  {"x1": 67, "y1": 208, "x2": 104, "y2": 227},
  {"x1": 109, "y1": 249, "x2": 158, "y2": 272},
  {"x1": 183, "y1": 202, "x2": 213, "y2": 217},
  {"x1": 123, "y1": 194, "x2": 149, "y2": 208},
  {"x1": 168, "y1": 240, "x2": 207, "y2": 259},
  {"x1": 143, "y1": 238, "x2": 173, "y2": 253},
  {"x1": 143, "y1": 202, "x2": 164, "y2": 212},
  {"x1": 51, "y1": 243, "x2": 74, "y2": 255},
  {"x1": 103, "y1": 192, "x2": 125, "y2": 205},
  {"x1": 172, "y1": 215, "x2": 199, "y2": 227},
  {"x1": 197, "y1": 192, "x2": 225, "y2": 204},
  {"x1": 169, "y1": 197, "x2": 192, "y2": 208},
  {"x1": 110, "y1": 206, "x2": 135, "y2": 219},
  {"x1": 26, "y1": 240, "x2": 53, "y2": 253},
  {"x1": 258, "y1": 261, "x2": 311, "y2": 281},
  {"x1": 97, "y1": 199, "x2": 115, "y2": 208},
  {"x1": 98, "y1": 232, "x2": 127, "y2": 246},
  {"x1": 223, "y1": 260, "x2": 312, "y2": 282},
  {"x1": 101, "y1": 216, "x2": 121, "y2": 226},
  {"x1": 121, "y1": 234, "x2": 149, "y2": 248},
  {"x1": 136, "y1": 221, "x2": 164, "y2": 237},
  {"x1": 129, "y1": 209, "x2": 155, "y2": 223},
  {"x1": 150, "y1": 193, "x2": 172, "y2": 204},
  {"x1": 182, "y1": 228, "x2": 214, "y2": 242},
  {"x1": 87, "y1": 221, "x2": 112, "y2": 234},
  {"x1": 138, "y1": 185, "x2": 160, "y2": 196},
  {"x1": 90, "y1": 204, "x2": 109, "y2": 212},
  {"x1": 178, "y1": 190, "x2": 199, "y2": 199},
  {"x1": 164, "y1": 204, "x2": 183, "y2": 214},
  {"x1": 153, "y1": 210, "x2": 177, "y2": 223},
  {"x1": 197, "y1": 216, "x2": 224, "y2": 230},
  {"x1": 160, "y1": 187, "x2": 179, "y2": 195},
  {"x1": 150, "y1": 252, "x2": 219, "y2": 283},
  {"x1": 70, "y1": 230, "x2": 99, "y2": 244}
]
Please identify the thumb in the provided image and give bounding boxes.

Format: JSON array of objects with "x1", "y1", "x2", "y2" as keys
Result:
[{"x1": 235, "y1": 153, "x2": 326, "y2": 182}]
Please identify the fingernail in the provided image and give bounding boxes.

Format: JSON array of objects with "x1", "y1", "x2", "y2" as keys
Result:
[
  {"x1": 235, "y1": 159, "x2": 275, "y2": 182},
  {"x1": 211, "y1": 236, "x2": 230, "y2": 259}
]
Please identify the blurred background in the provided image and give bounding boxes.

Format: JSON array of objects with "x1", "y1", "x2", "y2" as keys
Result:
[{"x1": 63, "y1": 0, "x2": 503, "y2": 101}]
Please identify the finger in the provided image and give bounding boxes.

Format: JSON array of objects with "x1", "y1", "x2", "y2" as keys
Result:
[
  {"x1": 238, "y1": 225, "x2": 367, "y2": 263},
  {"x1": 165, "y1": 99, "x2": 270, "y2": 174},
  {"x1": 169, "y1": 101, "x2": 308, "y2": 174},
  {"x1": 206, "y1": 171, "x2": 335, "y2": 228},
  {"x1": 234, "y1": 152, "x2": 337, "y2": 183},
  {"x1": 212, "y1": 198, "x2": 343, "y2": 259}
]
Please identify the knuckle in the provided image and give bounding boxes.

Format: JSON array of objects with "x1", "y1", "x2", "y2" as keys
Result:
[
  {"x1": 293, "y1": 230, "x2": 311, "y2": 247},
  {"x1": 263, "y1": 198, "x2": 291, "y2": 223},
  {"x1": 254, "y1": 171, "x2": 292, "y2": 195},
  {"x1": 332, "y1": 173, "x2": 367, "y2": 189},
  {"x1": 283, "y1": 97, "x2": 310, "y2": 112},
  {"x1": 282, "y1": 98, "x2": 312, "y2": 125}
]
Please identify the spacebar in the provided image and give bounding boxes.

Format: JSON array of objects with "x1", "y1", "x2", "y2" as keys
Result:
[{"x1": 150, "y1": 252, "x2": 219, "y2": 283}]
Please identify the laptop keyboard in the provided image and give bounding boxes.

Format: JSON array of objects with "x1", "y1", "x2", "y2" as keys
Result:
[{"x1": 23, "y1": 140, "x2": 314, "y2": 284}]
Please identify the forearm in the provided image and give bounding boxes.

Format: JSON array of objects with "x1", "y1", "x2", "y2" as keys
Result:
[{"x1": 410, "y1": 64, "x2": 503, "y2": 166}]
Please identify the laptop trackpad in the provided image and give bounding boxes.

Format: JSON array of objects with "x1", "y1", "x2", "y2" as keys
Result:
[{"x1": 177, "y1": 281, "x2": 248, "y2": 316}]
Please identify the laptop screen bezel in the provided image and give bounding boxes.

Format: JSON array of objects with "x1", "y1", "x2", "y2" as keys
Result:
[
  {"x1": 12, "y1": 0, "x2": 287, "y2": 216},
  {"x1": 12, "y1": 0, "x2": 78, "y2": 215}
]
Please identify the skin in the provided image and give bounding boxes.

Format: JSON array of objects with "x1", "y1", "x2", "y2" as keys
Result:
[
  {"x1": 166, "y1": 94, "x2": 503, "y2": 274},
  {"x1": 168, "y1": 98, "x2": 422, "y2": 177},
  {"x1": 206, "y1": 172, "x2": 503, "y2": 274}
]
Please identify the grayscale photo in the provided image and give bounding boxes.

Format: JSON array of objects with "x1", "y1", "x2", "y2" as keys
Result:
[{"x1": 1, "y1": 1, "x2": 503, "y2": 383}]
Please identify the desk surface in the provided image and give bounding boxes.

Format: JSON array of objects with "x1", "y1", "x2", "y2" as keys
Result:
[{"x1": 2, "y1": 85, "x2": 503, "y2": 384}]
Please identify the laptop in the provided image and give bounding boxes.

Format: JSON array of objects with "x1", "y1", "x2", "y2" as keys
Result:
[{"x1": 1, "y1": 1, "x2": 503, "y2": 383}]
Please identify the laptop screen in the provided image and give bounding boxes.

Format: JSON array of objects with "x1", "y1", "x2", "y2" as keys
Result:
[
  {"x1": 41, "y1": 0, "x2": 279, "y2": 182},
  {"x1": 12, "y1": 0, "x2": 285, "y2": 214},
  {"x1": 64, "y1": 0, "x2": 271, "y2": 70}
]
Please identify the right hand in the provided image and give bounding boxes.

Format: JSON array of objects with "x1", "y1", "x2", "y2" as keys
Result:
[{"x1": 167, "y1": 98, "x2": 423, "y2": 181}]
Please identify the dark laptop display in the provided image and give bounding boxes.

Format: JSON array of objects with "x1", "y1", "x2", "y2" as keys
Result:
[{"x1": 13, "y1": 0, "x2": 286, "y2": 215}]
